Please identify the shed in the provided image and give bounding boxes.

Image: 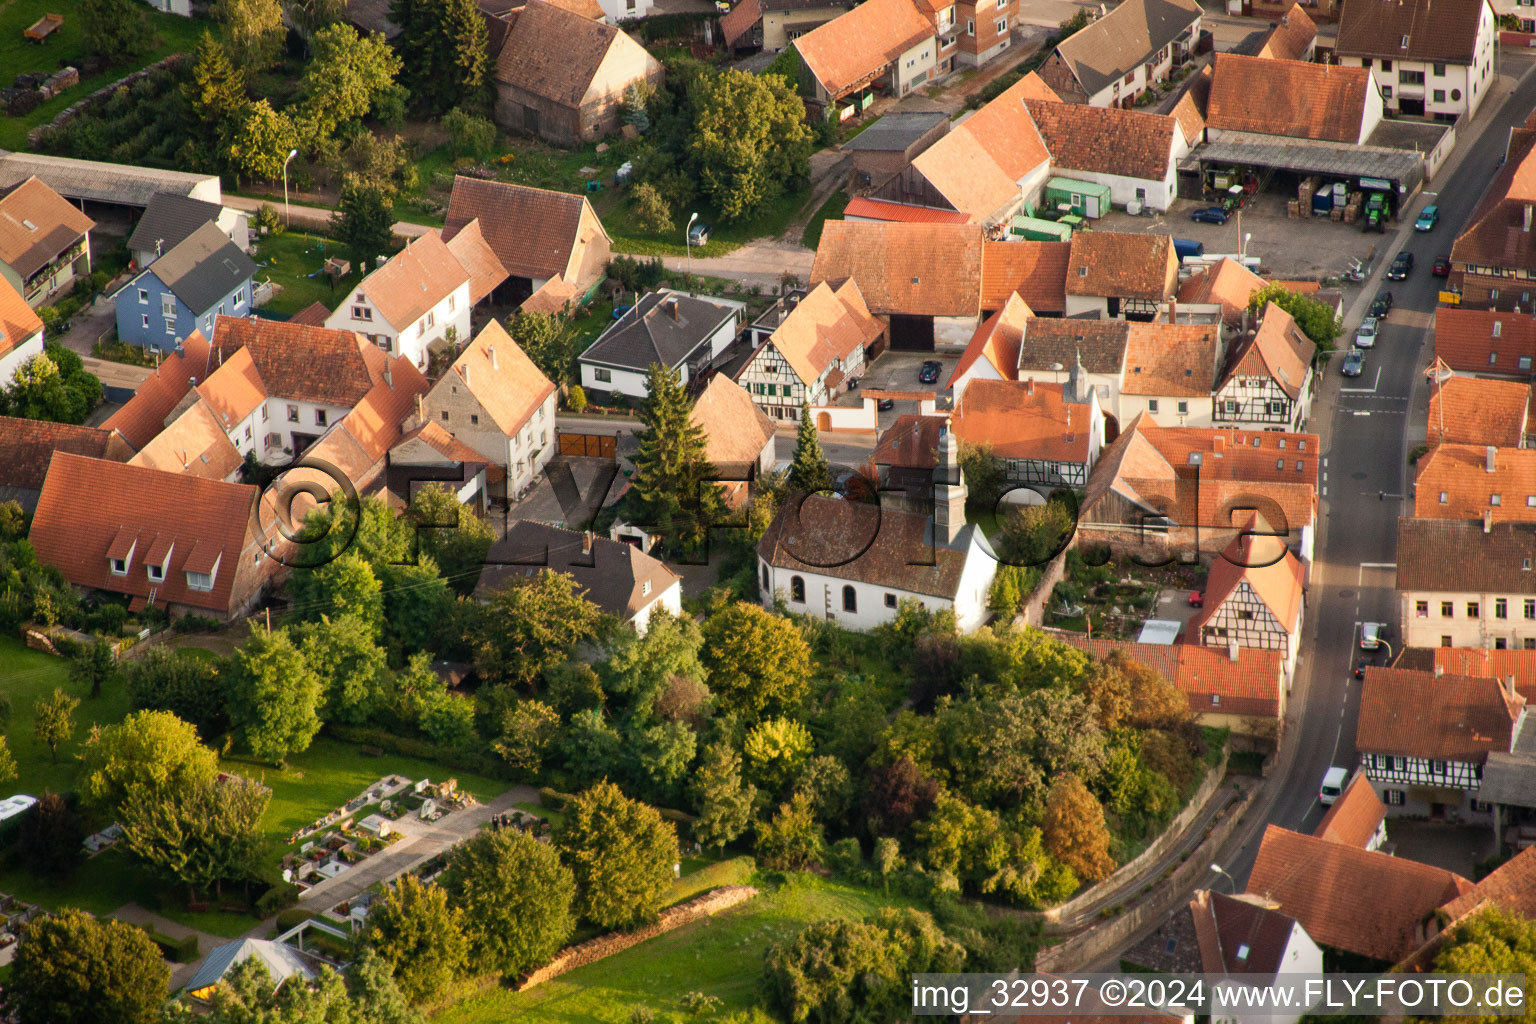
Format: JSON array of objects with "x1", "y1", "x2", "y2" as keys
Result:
[
  {"x1": 1042, "y1": 177, "x2": 1110, "y2": 220},
  {"x1": 185, "y1": 939, "x2": 315, "y2": 1001}
]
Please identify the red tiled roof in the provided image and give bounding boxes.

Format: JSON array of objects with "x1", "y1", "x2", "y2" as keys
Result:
[
  {"x1": 1425, "y1": 375, "x2": 1530, "y2": 447},
  {"x1": 443, "y1": 218, "x2": 509, "y2": 306},
  {"x1": 691, "y1": 375, "x2": 776, "y2": 468},
  {"x1": 440, "y1": 320, "x2": 555, "y2": 436},
  {"x1": 1412, "y1": 443, "x2": 1536, "y2": 524},
  {"x1": 210, "y1": 316, "x2": 381, "y2": 409},
  {"x1": 1207, "y1": 52, "x2": 1371, "y2": 143},
  {"x1": 949, "y1": 294, "x2": 1029, "y2": 390},
  {"x1": 1062, "y1": 636, "x2": 1284, "y2": 718},
  {"x1": 1432, "y1": 647, "x2": 1536, "y2": 703},
  {"x1": 1246, "y1": 825, "x2": 1472, "y2": 962},
  {"x1": 842, "y1": 197, "x2": 973, "y2": 224},
  {"x1": 760, "y1": 279, "x2": 884, "y2": 387},
  {"x1": 811, "y1": 220, "x2": 983, "y2": 317},
  {"x1": 0, "y1": 176, "x2": 95, "y2": 280},
  {"x1": 127, "y1": 399, "x2": 243, "y2": 481},
  {"x1": 1336, "y1": 0, "x2": 1487, "y2": 63},
  {"x1": 1175, "y1": 258, "x2": 1266, "y2": 322},
  {"x1": 0, "y1": 417, "x2": 132, "y2": 496},
  {"x1": 980, "y1": 240, "x2": 1069, "y2": 314},
  {"x1": 1313, "y1": 773, "x2": 1386, "y2": 848},
  {"x1": 0, "y1": 274, "x2": 42, "y2": 361},
  {"x1": 1218, "y1": 301, "x2": 1314, "y2": 400},
  {"x1": 1255, "y1": 3, "x2": 1317, "y2": 60},
  {"x1": 349, "y1": 232, "x2": 469, "y2": 330},
  {"x1": 1440, "y1": 846, "x2": 1536, "y2": 921},
  {"x1": 951, "y1": 378, "x2": 1093, "y2": 464},
  {"x1": 720, "y1": 0, "x2": 761, "y2": 45},
  {"x1": 1432, "y1": 307, "x2": 1536, "y2": 377},
  {"x1": 102, "y1": 331, "x2": 215, "y2": 450},
  {"x1": 1186, "y1": 512, "x2": 1305, "y2": 634},
  {"x1": 912, "y1": 76, "x2": 1053, "y2": 221},
  {"x1": 494, "y1": 0, "x2": 658, "y2": 108},
  {"x1": 793, "y1": 0, "x2": 934, "y2": 99},
  {"x1": 287, "y1": 302, "x2": 332, "y2": 327},
  {"x1": 29, "y1": 452, "x2": 267, "y2": 615},
  {"x1": 873, "y1": 413, "x2": 947, "y2": 471},
  {"x1": 1450, "y1": 133, "x2": 1536, "y2": 275},
  {"x1": 1066, "y1": 232, "x2": 1178, "y2": 301},
  {"x1": 1357, "y1": 667, "x2": 1523, "y2": 763},
  {"x1": 1026, "y1": 99, "x2": 1179, "y2": 183},
  {"x1": 1121, "y1": 322, "x2": 1220, "y2": 397},
  {"x1": 444, "y1": 177, "x2": 602, "y2": 283}
]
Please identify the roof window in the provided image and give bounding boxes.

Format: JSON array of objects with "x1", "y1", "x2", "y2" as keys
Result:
[{"x1": 1237, "y1": 943, "x2": 1251, "y2": 961}]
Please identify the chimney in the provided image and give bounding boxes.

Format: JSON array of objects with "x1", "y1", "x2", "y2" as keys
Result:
[
  {"x1": 1168, "y1": 299, "x2": 1177, "y2": 324},
  {"x1": 582, "y1": 531, "x2": 593, "y2": 554},
  {"x1": 1525, "y1": 203, "x2": 1533, "y2": 233},
  {"x1": 1487, "y1": 446, "x2": 1497, "y2": 472},
  {"x1": 416, "y1": 394, "x2": 425, "y2": 421},
  {"x1": 463, "y1": 364, "x2": 471, "y2": 387},
  {"x1": 1026, "y1": 377, "x2": 1035, "y2": 395},
  {"x1": 1435, "y1": 664, "x2": 1445, "y2": 677},
  {"x1": 488, "y1": 345, "x2": 498, "y2": 371},
  {"x1": 383, "y1": 364, "x2": 393, "y2": 388},
  {"x1": 1228, "y1": 641, "x2": 1239, "y2": 662},
  {"x1": 666, "y1": 296, "x2": 680, "y2": 321},
  {"x1": 1484, "y1": 508, "x2": 1494, "y2": 533},
  {"x1": 1213, "y1": 434, "x2": 1226, "y2": 452}
]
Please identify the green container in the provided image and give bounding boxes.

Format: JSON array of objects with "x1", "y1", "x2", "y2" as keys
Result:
[
  {"x1": 1009, "y1": 215, "x2": 1072, "y2": 242},
  {"x1": 1043, "y1": 176, "x2": 1110, "y2": 219}
]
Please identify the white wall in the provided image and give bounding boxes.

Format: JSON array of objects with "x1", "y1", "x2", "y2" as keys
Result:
[
  {"x1": 327, "y1": 282, "x2": 472, "y2": 370},
  {"x1": 1401, "y1": 588, "x2": 1536, "y2": 649},
  {"x1": 1052, "y1": 156, "x2": 1177, "y2": 212},
  {"x1": 631, "y1": 581, "x2": 682, "y2": 635},
  {"x1": 227, "y1": 397, "x2": 355, "y2": 464},
  {"x1": 935, "y1": 315, "x2": 979, "y2": 349},
  {"x1": 1065, "y1": 295, "x2": 1109, "y2": 318},
  {"x1": 1125, "y1": 394, "x2": 1214, "y2": 428},
  {"x1": 581, "y1": 361, "x2": 652, "y2": 400},
  {"x1": 599, "y1": 0, "x2": 649, "y2": 21},
  {"x1": 952, "y1": 358, "x2": 1005, "y2": 407},
  {"x1": 0, "y1": 328, "x2": 43, "y2": 385},
  {"x1": 896, "y1": 35, "x2": 940, "y2": 95}
]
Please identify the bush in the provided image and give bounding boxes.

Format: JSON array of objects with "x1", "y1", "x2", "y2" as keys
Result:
[
  {"x1": 255, "y1": 882, "x2": 300, "y2": 917},
  {"x1": 255, "y1": 203, "x2": 285, "y2": 237},
  {"x1": 275, "y1": 907, "x2": 318, "y2": 931},
  {"x1": 444, "y1": 107, "x2": 498, "y2": 160},
  {"x1": 325, "y1": 724, "x2": 513, "y2": 779},
  {"x1": 173, "y1": 614, "x2": 221, "y2": 633},
  {"x1": 539, "y1": 786, "x2": 576, "y2": 811},
  {"x1": 607, "y1": 254, "x2": 665, "y2": 294},
  {"x1": 567, "y1": 385, "x2": 588, "y2": 413}
]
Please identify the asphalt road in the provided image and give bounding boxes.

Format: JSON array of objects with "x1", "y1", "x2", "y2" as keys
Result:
[{"x1": 1218, "y1": 56, "x2": 1536, "y2": 889}]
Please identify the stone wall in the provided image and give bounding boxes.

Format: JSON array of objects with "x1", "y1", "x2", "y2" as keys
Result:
[
  {"x1": 28, "y1": 54, "x2": 186, "y2": 147},
  {"x1": 516, "y1": 885, "x2": 758, "y2": 992}
]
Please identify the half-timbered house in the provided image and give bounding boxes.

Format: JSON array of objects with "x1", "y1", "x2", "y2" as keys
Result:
[
  {"x1": 951, "y1": 373, "x2": 1104, "y2": 493},
  {"x1": 1186, "y1": 513, "x2": 1306, "y2": 682},
  {"x1": 1063, "y1": 232, "x2": 1179, "y2": 321},
  {"x1": 735, "y1": 279, "x2": 885, "y2": 422},
  {"x1": 1357, "y1": 667, "x2": 1527, "y2": 821},
  {"x1": 1213, "y1": 302, "x2": 1316, "y2": 433}
]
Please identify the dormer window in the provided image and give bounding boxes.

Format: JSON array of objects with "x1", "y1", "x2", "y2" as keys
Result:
[
  {"x1": 1236, "y1": 943, "x2": 1250, "y2": 962},
  {"x1": 148, "y1": 562, "x2": 165, "y2": 582},
  {"x1": 110, "y1": 558, "x2": 128, "y2": 576},
  {"x1": 642, "y1": 580, "x2": 652, "y2": 597},
  {"x1": 185, "y1": 552, "x2": 221, "y2": 592}
]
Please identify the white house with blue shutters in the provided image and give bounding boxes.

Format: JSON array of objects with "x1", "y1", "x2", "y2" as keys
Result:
[{"x1": 114, "y1": 221, "x2": 256, "y2": 352}]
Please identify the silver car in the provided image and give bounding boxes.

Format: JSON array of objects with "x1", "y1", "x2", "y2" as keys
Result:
[{"x1": 1355, "y1": 316, "x2": 1378, "y2": 349}]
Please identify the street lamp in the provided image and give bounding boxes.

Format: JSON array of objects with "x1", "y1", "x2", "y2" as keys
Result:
[
  {"x1": 1241, "y1": 231, "x2": 1252, "y2": 262},
  {"x1": 282, "y1": 148, "x2": 299, "y2": 228},
  {"x1": 685, "y1": 212, "x2": 699, "y2": 282},
  {"x1": 1209, "y1": 863, "x2": 1236, "y2": 894}
]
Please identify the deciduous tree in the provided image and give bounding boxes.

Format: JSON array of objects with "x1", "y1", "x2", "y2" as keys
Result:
[
  {"x1": 69, "y1": 639, "x2": 117, "y2": 699},
  {"x1": 442, "y1": 830, "x2": 576, "y2": 978},
  {"x1": 17, "y1": 791, "x2": 84, "y2": 880},
  {"x1": 226, "y1": 625, "x2": 323, "y2": 763},
  {"x1": 1246, "y1": 285, "x2": 1341, "y2": 353},
  {"x1": 493, "y1": 699, "x2": 561, "y2": 773},
  {"x1": 742, "y1": 716, "x2": 812, "y2": 796},
  {"x1": 507, "y1": 311, "x2": 580, "y2": 388},
  {"x1": 124, "y1": 647, "x2": 228, "y2": 737},
  {"x1": 628, "y1": 363, "x2": 724, "y2": 552},
  {"x1": 366, "y1": 875, "x2": 468, "y2": 1004},
  {"x1": 556, "y1": 781, "x2": 678, "y2": 930},
  {"x1": 631, "y1": 182, "x2": 673, "y2": 235},
  {"x1": 1428, "y1": 906, "x2": 1536, "y2": 1024},
  {"x1": 863, "y1": 756, "x2": 938, "y2": 838},
  {"x1": 297, "y1": 614, "x2": 388, "y2": 723},
  {"x1": 692, "y1": 743, "x2": 755, "y2": 853},
  {"x1": 80, "y1": 0, "x2": 154, "y2": 64},
  {"x1": 33, "y1": 686, "x2": 79, "y2": 763},
  {"x1": 688, "y1": 69, "x2": 812, "y2": 222},
  {"x1": 0, "y1": 736, "x2": 16, "y2": 790},
  {"x1": 755, "y1": 791, "x2": 823, "y2": 870},
  {"x1": 213, "y1": 0, "x2": 285, "y2": 71},
  {"x1": 119, "y1": 775, "x2": 269, "y2": 900},
  {"x1": 1041, "y1": 774, "x2": 1115, "y2": 884},
  {"x1": 300, "y1": 23, "x2": 404, "y2": 138},
  {"x1": 2, "y1": 347, "x2": 102, "y2": 425},
  {"x1": 602, "y1": 610, "x2": 707, "y2": 721},
  {"x1": 227, "y1": 100, "x2": 298, "y2": 184},
  {"x1": 2, "y1": 909, "x2": 168, "y2": 1024},
  {"x1": 700, "y1": 602, "x2": 811, "y2": 720},
  {"x1": 335, "y1": 173, "x2": 397, "y2": 268},
  {"x1": 406, "y1": 484, "x2": 494, "y2": 597},
  {"x1": 472, "y1": 569, "x2": 602, "y2": 687},
  {"x1": 78, "y1": 710, "x2": 219, "y2": 811}
]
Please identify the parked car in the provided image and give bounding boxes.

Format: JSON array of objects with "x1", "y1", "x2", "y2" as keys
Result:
[
  {"x1": 1432, "y1": 254, "x2": 1452, "y2": 277},
  {"x1": 1187, "y1": 591, "x2": 1204, "y2": 608},
  {"x1": 688, "y1": 222, "x2": 711, "y2": 246},
  {"x1": 1360, "y1": 621, "x2": 1386, "y2": 650},
  {"x1": 876, "y1": 397, "x2": 894, "y2": 411},
  {"x1": 918, "y1": 360, "x2": 942, "y2": 384},
  {"x1": 1386, "y1": 251, "x2": 1414, "y2": 280},
  {"x1": 1414, "y1": 205, "x2": 1439, "y2": 231},
  {"x1": 1341, "y1": 348, "x2": 1364, "y2": 376},
  {"x1": 1190, "y1": 207, "x2": 1229, "y2": 224},
  {"x1": 1370, "y1": 290, "x2": 1393, "y2": 318},
  {"x1": 1354, "y1": 316, "x2": 1378, "y2": 349},
  {"x1": 1319, "y1": 766, "x2": 1348, "y2": 806}
]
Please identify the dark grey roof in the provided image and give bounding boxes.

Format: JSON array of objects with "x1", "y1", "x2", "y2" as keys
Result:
[
  {"x1": 128, "y1": 193, "x2": 225, "y2": 260},
  {"x1": 1056, "y1": 0, "x2": 1203, "y2": 96},
  {"x1": 842, "y1": 111, "x2": 950, "y2": 152},
  {"x1": 185, "y1": 939, "x2": 314, "y2": 994},
  {"x1": 760, "y1": 0, "x2": 850, "y2": 12},
  {"x1": 1483, "y1": 753, "x2": 1536, "y2": 807},
  {"x1": 144, "y1": 221, "x2": 257, "y2": 314},
  {"x1": 0, "y1": 150, "x2": 221, "y2": 208},
  {"x1": 1396, "y1": 517, "x2": 1536, "y2": 595},
  {"x1": 579, "y1": 290, "x2": 739, "y2": 372},
  {"x1": 475, "y1": 520, "x2": 681, "y2": 620}
]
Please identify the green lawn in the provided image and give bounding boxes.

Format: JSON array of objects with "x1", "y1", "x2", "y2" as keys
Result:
[
  {"x1": 439, "y1": 873, "x2": 914, "y2": 1023},
  {"x1": 598, "y1": 186, "x2": 810, "y2": 259},
  {"x1": 0, "y1": 0, "x2": 206, "y2": 150},
  {"x1": 0, "y1": 635, "x2": 131, "y2": 798},
  {"x1": 251, "y1": 232, "x2": 365, "y2": 317},
  {"x1": 800, "y1": 189, "x2": 850, "y2": 249}
]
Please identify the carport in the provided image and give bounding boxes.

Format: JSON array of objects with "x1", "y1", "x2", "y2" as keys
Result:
[{"x1": 1180, "y1": 130, "x2": 1429, "y2": 213}]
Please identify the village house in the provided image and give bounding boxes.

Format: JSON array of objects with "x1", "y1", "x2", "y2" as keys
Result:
[
  {"x1": 1396, "y1": 515, "x2": 1536, "y2": 649},
  {"x1": 1253, "y1": 4, "x2": 1318, "y2": 61},
  {"x1": 736, "y1": 280, "x2": 884, "y2": 422},
  {"x1": 978, "y1": 239, "x2": 1069, "y2": 317},
  {"x1": 578, "y1": 290, "x2": 744, "y2": 402},
  {"x1": 28, "y1": 452, "x2": 286, "y2": 619},
  {"x1": 1038, "y1": 0, "x2": 1202, "y2": 107},
  {"x1": 442, "y1": 177, "x2": 612, "y2": 310},
  {"x1": 1212, "y1": 302, "x2": 1315, "y2": 433},
  {"x1": 1062, "y1": 635, "x2": 1287, "y2": 736},
  {"x1": 1120, "y1": 322, "x2": 1223, "y2": 428},
  {"x1": 792, "y1": 0, "x2": 942, "y2": 114},
  {"x1": 842, "y1": 111, "x2": 950, "y2": 193},
  {"x1": 871, "y1": 413, "x2": 949, "y2": 500},
  {"x1": 383, "y1": 422, "x2": 491, "y2": 513},
  {"x1": 874, "y1": 76, "x2": 1052, "y2": 225},
  {"x1": 0, "y1": 275, "x2": 44, "y2": 384},
  {"x1": 0, "y1": 176, "x2": 95, "y2": 309},
  {"x1": 1316, "y1": 773, "x2": 1389, "y2": 851},
  {"x1": 128, "y1": 192, "x2": 249, "y2": 270},
  {"x1": 948, "y1": 294, "x2": 1029, "y2": 406},
  {"x1": 1398, "y1": 850, "x2": 1536, "y2": 971},
  {"x1": 1013, "y1": 317, "x2": 1127, "y2": 421},
  {"x1": 114, "y1": 223, "x2": 257, "y2": 352},
  {"x1": 690, "y1": 376, "x2": 776, "y2": 508},
  {"x1": 490, "y1": 0, "x2": 664, "y2": 147},
  {"x1": 1424, "y1": 374, "x2": 1531, "y2": 447},
  {"x1": 757, "y1": 432, "x2": 997, "y2": 631},
  {"x1": 1064, "y1": 231, "x2": 1180, "y2": 320},
  {"x1": 1186, "y1": 514, "x2": 1306, "y2": 682},
  {"x1": 1334, "y1": 0, "x2": 1496, "y2": 121},
  {"x1": 951, "y1": 375, "x2": 1105, "y2": 491},
  {"x1": 1243, "y1": 824, "x2": 1473, "y2": 963},
  {"x1": 0, "y1": 418, "x2": 132, "y2": 513},
  {"x1": 100, "y1": 332, "x2": 214, "y2": 451},
  {"x1": 1205, "y1": 53, "x2": 1384, "y2": 146},
  {"x1": 1413, "y1": 444, "x2": 1536, "y2": 525},
  {"x1": 760, "y1": 0, "x2": 854, "y2": 51},
  {"x1": 1446, "y1": 118, "x2": 1536, "y2": 312},
  {"x1": 809, "y1": 220, "x2": 983, "y2": 350},
  {"x1": 1434, "y1": 308, "x2": 1536, "y2": 378},
  {"x1": 1174, "y1": 258, "x2": 1268, "y2": 329},
  {"x1": 413, "y1": 321, "x2": 558, "y2": 501},
  {"x1": 1024, "y1": 99, "x2": 1190, "y2": 213},
  {"x1": 326, "y1": 232, "x2": 484, "y2": 369},
  {"x1": 478, "y1": 521, "x2": 682, "y2": 634},
  {"x1": 1077, "y1": 416, "x2": 1319, "y2": 563},
  {"x1": 1358, "y1": 666, "x2": 1527, "y2": 821}
]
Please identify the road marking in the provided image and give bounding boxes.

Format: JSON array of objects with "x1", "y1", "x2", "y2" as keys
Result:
[{"x1": 1340, "y1": 368, "x2": 1384, "y2": 393}]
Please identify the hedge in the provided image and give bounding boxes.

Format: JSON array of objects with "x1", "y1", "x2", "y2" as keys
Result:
[{"x1": 324, "y1": 724, "x2": 515, "y2": 780}]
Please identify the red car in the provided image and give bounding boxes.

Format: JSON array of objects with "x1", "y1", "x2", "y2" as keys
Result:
[
  {"x1": 1187, "y1": 591, "x2": 1204, "y2": 608},
  {"x1": 1432, "y1": 254, "x2": 1451, "y2": 277}
]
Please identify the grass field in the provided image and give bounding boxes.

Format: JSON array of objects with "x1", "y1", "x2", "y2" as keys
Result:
[
  {"x1": 597, "y1": 187, "x2": 809, "y2": 260},
  {"x1": 800, "y1": 189, "x2": 850, "y2": 249},
  {"x1": 250, "y1": 232, "x2": 365, "y2": 317},
  {"x1": 0, "y1": 0, "x2": 205, "y2": 150},
  {"x1": 439, "y1": 873, "x2": 914, "y2": 1023},
  {"x1": 0, "y1": 635, "x2": 131, "y2": 797}
]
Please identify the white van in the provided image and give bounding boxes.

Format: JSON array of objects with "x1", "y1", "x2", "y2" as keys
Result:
[{"x1": 1319, "y1": 767, "x2": 1348, "y2": 805}]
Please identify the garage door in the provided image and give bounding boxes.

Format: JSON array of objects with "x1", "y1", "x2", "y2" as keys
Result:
[
  {"x1": 558, "y1": 433, "x2": 617, "y2": 458},
  {"x1": 888, "y1": 314, "x2": 934, "y2": 352}
]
